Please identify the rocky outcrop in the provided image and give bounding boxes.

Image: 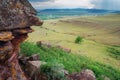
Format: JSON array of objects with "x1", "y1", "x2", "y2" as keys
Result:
[
  {"x1": 0, "y1": 0, "x2": 97, "y2": 80},
  {"x1": 0, "y1": 0, "x2": 43, "y2": 80},
  {"x1": 68, "y1": 69, "x2": 96, "y2": 80},
  {"x1": 0, "y1": 0, "x2": 43, "y2": 31},
  {"x1": 19, "y1": 54, "x2": 46, "y2": 80}
]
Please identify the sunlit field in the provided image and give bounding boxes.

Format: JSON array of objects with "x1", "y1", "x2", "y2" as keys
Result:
[{"x1": 27, "y1": 14, "x2": 120, "y2": 70}]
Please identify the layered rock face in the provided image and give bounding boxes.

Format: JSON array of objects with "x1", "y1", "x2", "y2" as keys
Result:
[{"x1": 0, "y1": 0, "x2": 43, "y2": 80}]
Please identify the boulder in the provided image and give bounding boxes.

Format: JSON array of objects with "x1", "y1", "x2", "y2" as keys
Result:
[
  {"x1": 37, "y1": 41, "x2": 53, "y2": 48},
  {"x1": 22, "y1": 61, "x2": 46, "y2": 80},
  {"x1": 19, "y1": 54, "x2": 46, "y2": 80},
  {"x1": 28, "y1": 54, "x2": 40, "y2": 61},
  {"x1": 56, "y1": 45, "x2": 71, "y2": 53},
  {"x1": 68, "y1": 69, "x2": 96, "y2": 80},
  {"x1": 0, "y1": 0, "x2": 43, "y2": 31}
]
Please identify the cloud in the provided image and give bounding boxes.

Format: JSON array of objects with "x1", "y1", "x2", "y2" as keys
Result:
[
  {"x1": 92, "y1": 0, "x2": 120, "y2": 10},
  {"x1": 29, "y1": 0, "x2": 120, "y2": 10},
  {"x1": 30, "y1": 0, "x2": 95, "y2": 9},
  {"x1": 29, "y1": 0, "x2": 51, "y2": 2}
]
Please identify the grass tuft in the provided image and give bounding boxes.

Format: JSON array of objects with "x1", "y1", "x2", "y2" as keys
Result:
[{"x1": 107, "y1": 47, "x2": 120, "y2": 60}]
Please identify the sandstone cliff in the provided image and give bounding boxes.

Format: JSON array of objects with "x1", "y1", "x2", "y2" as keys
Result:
[{"x1": 0, "y1": 0, "x2": 43, "y2": 80}]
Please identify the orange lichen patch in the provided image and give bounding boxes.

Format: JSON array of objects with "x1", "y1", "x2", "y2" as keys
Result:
[
  {"x1": 0, "y1": 31, "x2": 14, "y2": 41},
  {"x1": 13, "y1": 27, "x2": 34, "y2": 34}
]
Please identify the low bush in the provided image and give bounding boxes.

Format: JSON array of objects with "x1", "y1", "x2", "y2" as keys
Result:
[{"x1": 75, "y1": 36, "x2": 83, "y2": 44}]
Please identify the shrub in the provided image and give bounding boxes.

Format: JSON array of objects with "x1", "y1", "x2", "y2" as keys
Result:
[
  {"x1": 40, "y1": 62, "x2": 67, "y2": 80},
  {"x1": 75, "y1": 36, "x2": 83, "y2": 44}
]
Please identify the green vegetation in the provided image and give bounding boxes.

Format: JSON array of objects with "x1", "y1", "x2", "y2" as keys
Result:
[
  {"x1": 75, "y1": 36, "x2": 83, "y2": 44},
  {"x1": 20, "y1": 42, "x2": 120, "y2": 80},
  {"x1": 107, "y1": 47, "x2": 120, "y2": 60},
  {"x1": 28, "y1": 14, "x2": 120, "y2": 70},
  {"x1": 40, "y1": 62, "x2": 67, "y2": 80}
]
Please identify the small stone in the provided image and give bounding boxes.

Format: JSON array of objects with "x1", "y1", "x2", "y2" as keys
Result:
[
  {"x1": 28, "y1": 61, "x2": 46, "y2": 68},
  {"x1": 79, "y1": 69, "x2": 96, "y2": 80},
  {"x1": 68, "y1": 69, "x2": 96, "y2": 80}
]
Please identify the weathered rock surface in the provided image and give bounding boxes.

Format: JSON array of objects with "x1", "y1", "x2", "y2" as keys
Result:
[
  {"x1": 19, "y1": 54, "x2": 46, "y2": 80},
  {"x1": 68, "y1": 69, "x2": 96, "y2": 80},
  {"x1": 0, "y1": 31, "x2": 14, "y2": 41},
  {"x1": 0, "y1": 0, "x2": 97, "y2": 80},
  {"x1": 0, "y1": 0, "x2": 43, "y2": 31},
  {"x1": 0, "y1": 0, "x2": 43, "y2": 80}
]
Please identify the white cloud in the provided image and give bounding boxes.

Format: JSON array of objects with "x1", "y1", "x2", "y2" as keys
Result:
[
  {"x1": 30, "y1": 0, "x2": 120, "y2": 10},
  {"x1": 30, "y1": 0, "x2": 95, "y2": 9},
  {"x1": 54, "y1": 0, "x2": 95, "y2": 8}
]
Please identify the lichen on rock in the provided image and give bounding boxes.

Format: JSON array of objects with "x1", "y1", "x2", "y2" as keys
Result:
[
  {"x1": 0, "y1": 0, "x2": 43, "y2": 31},
  {"x1": 0, "y1": 0, "x2": 43, "y2": 80}
]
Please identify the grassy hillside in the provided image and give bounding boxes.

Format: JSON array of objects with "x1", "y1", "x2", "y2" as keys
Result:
[
  {"x1": 27, "y1": 14, "x2": 120, "y2": 70},
  {"x1": 20, "y1": 42, "x2": 120, "y2": 80},
  {"x1": 29, "y1": 14, "x2": 120, "y2": 45}
]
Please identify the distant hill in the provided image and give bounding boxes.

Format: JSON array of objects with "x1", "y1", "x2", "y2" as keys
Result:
[
  {"x1": 36, "y1": 8, "x2": 120, "y2": 20},
  {"x1": 37, "y1": 8, "x2": 120, "y2": 13},
  {"x1": 111, "y1": 11, "x2": 120, "y2": 14},
  {"x1": 37, "y1": 8, "x2": 120, "y2": 14}
]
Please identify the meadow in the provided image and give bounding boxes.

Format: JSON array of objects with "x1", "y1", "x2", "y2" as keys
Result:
[
  {"x1": 22, "y1": 14, "x2": 120, "y2": 80},
  {"x1": 27, "y1": 14, "x2": 120, "y2": 69}
]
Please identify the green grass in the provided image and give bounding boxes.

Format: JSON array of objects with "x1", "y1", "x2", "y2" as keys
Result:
[
  {"x1": 40, "y1": 62, "x2": 67, "y2": 80},
  {"x1": 20, "y1": 42, "x2": 120, "y2": 80},
  {"x1": 107, "y1": 47, "x2": 120, "y2": 60},
  {"x1": 27, "y1": 14, "x2": 120, "y2": 70}
]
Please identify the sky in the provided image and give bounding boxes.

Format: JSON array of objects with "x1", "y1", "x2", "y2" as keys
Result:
[{"x1": 29, "y1": 0, "x2": 120, "y2": 10}]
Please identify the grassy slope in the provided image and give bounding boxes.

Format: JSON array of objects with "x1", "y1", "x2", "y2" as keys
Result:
[
  {"x1": 20, "y1": 42, "x2": 120, "y2": 80},
  {"x1": 27, "y1": 14, "x2": 120, "y2": 70}
]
